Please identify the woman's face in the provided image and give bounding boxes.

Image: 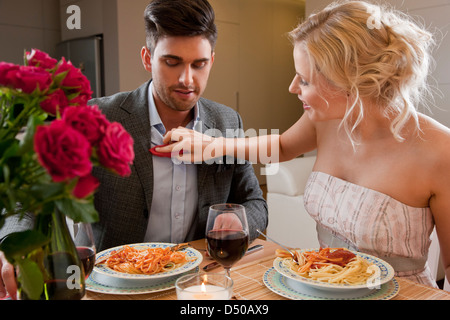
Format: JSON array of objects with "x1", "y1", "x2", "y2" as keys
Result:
[{"x1": 289, "y1": 44, "x2": 348, "y2": 122}]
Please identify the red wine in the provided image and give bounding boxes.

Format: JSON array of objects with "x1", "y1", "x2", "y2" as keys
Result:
[
  {"x1": 206, "y1": 229, "x2": 249, "y2": 268},
  {"x1": 77, "y1": 247, "x2": 95, "y2": 278},
  {"x1": 43, "y1": 279, "x2": 84, "y2": 300}
]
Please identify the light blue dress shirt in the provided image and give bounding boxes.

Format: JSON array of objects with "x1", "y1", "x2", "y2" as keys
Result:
[{"x1": 144, "y1": 82, "x2": 200, "y2": 243}]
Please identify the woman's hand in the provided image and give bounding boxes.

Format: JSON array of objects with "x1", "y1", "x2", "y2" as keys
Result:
[{"x1": 159, "y1": 127, "x2": 224, "y2": 163}]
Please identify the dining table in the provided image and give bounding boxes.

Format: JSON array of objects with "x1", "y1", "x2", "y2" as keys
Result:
[{"x1": 84, "y1": 238, "x2": 450, "y2": 301}]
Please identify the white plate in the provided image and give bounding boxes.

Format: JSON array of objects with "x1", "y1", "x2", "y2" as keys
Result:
[
  {"x1": 273, "y1": 248, "x2": 394, "y2": 291},
  {"x1": 94, "y1": 242, "x2": 202, "y2": 280},
  {"x1": 85, "y1": 268, "x2": 198, "y2": 295},
  {"x1": 263, "y1": 267, "x2": 399, "y2": 300}
]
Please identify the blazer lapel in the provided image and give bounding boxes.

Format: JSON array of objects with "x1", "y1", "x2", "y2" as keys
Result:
[{"x1": 119, "y1": 81, "x2": 154, "y2": 209}]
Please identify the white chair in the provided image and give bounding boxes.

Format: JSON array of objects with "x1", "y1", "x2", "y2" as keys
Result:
[{"x1": 265, "y1": 155, "x2": 319, "y2": 249}]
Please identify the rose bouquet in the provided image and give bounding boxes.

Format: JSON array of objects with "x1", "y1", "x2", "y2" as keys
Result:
[{"x1": 0, "y1": 49, "x2": 134, "y2": 298}]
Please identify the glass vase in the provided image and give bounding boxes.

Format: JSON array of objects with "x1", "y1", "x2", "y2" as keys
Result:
[{"x1": 18, "y1": 208, "x2": 86, "y2": 300}]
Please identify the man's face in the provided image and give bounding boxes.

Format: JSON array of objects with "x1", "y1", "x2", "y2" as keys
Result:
[{"x1": 143, "y1": 36, "x2": 215, "y2": 112}]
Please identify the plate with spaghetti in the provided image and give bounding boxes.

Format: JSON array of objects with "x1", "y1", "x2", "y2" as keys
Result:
[
  {"x1": 263, "y1": 267, "x2": 399, "y2": 300},
  {"x1": 273, "y1": 248, "x2": 395, "y2": 291},
  {"x1": 94, "y1": 242, "x2": 202, "y2": 280},
  {"x1": 85, "y1": 268, "x2": 199, "y2": 295}
]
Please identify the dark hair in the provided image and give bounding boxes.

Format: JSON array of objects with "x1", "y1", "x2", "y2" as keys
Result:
[{"x1": 144, "y1": 0, "x2": 218, "y2": 54}]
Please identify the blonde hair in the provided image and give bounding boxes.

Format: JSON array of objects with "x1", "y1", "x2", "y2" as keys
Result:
[{"x1": 289, "y1": 0, "x2": 435, "y2": 146}]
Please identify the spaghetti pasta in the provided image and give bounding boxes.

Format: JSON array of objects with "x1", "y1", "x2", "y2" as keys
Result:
[
  {"x1": 102, "y1": 245, "x2": 194, "y2": 275},
  {"x1": 277, "y1": 248, "x2": 377, "y2": 285}
]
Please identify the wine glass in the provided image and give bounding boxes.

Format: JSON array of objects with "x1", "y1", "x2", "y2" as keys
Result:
[
  {"x1": 205, "y1": 204, "x2": 249, "y2": 278},
  {"x1": 66, "y1": 218, "x2": 96, "y2": 279}
]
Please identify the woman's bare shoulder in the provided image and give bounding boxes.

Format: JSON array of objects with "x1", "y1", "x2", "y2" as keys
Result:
[
  {"x1": 418, "y1": 113, "x2": 450, "y2": 146},
  {"x1": 417, "y1": 113, "x2": 450, "y2": 173}
]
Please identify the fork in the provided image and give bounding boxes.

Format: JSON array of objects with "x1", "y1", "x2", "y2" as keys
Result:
[{"x1": 256, "y1": 229, "x2": 297, "y2": 260}]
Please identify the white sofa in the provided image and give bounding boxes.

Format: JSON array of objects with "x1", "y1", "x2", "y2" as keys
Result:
[
  {"x1": 429, "y1": 229, "x2": 449, "y2": 291},
  {"x1": 265, "y1": 155, "x2": 319, "y2": 249}
]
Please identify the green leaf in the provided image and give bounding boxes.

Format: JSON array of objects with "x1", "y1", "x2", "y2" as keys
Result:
[
  {"x1": 29, "y1": 182, "x2": 65, "y2": 202},
  {"x1": 53, "y1": 70, "x2": 69, "y2": 87},
  {"x1": 55, "y1": 198, "x2": 99, "y2": 223},
  {"x1": 0, "y1": 230, "x2": 49, "y2": 263},
  {"x1": 0, "y1": 138, "x2": 15, "y2": 157},
  {"x1": 2, "y1": 163, "x2": 10, "y2": 184},
  {"x1": 1, "y1": 139, "x2": 19, "y2": 162},
  {"x1": 1, "y1": 156, "x2": 22, "y2": 186},
  {"x1": 17, "y1": 258, "x2": 44, "y2": 300}
]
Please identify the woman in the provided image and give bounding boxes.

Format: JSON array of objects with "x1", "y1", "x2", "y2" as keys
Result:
[{"x1": 161, "y1": 0, "x2": 450, "y2": 287}]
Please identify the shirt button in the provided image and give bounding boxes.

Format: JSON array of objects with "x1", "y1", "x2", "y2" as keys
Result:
[
  {"x1": 175, "y1": 185, "x2": 181, "y2": 191},
  {"x1": 175, "y1": 213, "x2": 180, "y2": 219}
]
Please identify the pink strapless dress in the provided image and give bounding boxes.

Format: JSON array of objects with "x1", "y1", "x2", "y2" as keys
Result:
[{"x1": 304, "y1": 171, "x2": 437, "y2": 287}]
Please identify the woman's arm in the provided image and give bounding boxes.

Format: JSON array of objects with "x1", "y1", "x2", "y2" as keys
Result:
[
  {"x1": 161, "y1": 113, "x2": 317, "y2": 163},
  {"x1": 429, "y1": 141, "x2": 450, "y2": 283}
]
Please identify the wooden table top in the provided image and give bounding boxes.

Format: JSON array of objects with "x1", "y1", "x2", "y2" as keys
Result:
[{"x1": 84, "y1": 239, "x2": 450, "y2": 301}]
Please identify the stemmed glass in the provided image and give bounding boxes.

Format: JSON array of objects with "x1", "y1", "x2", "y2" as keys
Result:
[
  {"x1": 205, "y1": 204, "x2": 249, "y2": 278},
  {"x1": 66, "y1": 218, "x2": 96, "y2": 279}
]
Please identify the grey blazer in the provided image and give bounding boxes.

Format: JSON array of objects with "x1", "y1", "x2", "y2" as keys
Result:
[{"x1": 90, "y1": 81, "x2": 267, "y2": 251}]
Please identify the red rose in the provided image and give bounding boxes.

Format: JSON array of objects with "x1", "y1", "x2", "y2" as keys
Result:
[
  {"x1": 26, "y1": 49, "x2": 58, "y2": 70},
  {"x1": 55, "y1": 58, "x2": 92, "y2": 103},
  {"x1": 62, "y1": 105, "x2": 110, "y2": 145},
  {"x1": 34, "y1": 120, "x2": 92, "y2": 182},
  {"x1": 97, "y1": 122, "x2": 134, "y2": 176},
  {"x1": 73, "y1": 174, "x2": 99, "y2": 199},
  {"x1": 0, "y1": 62, "x2": 20, "y2": 87},
  {"x1": 15, "y1": 66, "x2": 53, "y2": 94},
  {"x1": 39, "y1": 88, "x2": 68, "y2": 115},
  {"x1": 69, "y1": 93, "x2": 90, "y2": 107},
  {"x1": 0, "y1": 63, "x2": 52, "y2": 94}
]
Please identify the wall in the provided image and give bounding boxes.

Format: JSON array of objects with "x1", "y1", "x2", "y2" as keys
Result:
[
  {"x1": 58, "y1": 0, "x2": 305, "y2": 183},
  {"x1": 59, "y1": 0, "x2": 149, "y2": 96},
  {"x1": 204, "y1": 0, "x2": 305, "y2": 135},
  {"x1": 235, "y1": 0, "x2": 304, "y2": 134},
  {"x1": 59, "y1": 0, "x2": 121, "y2": 96},
  {"x1": 306, "y1": 0, "x2": 450, "y2": 128},
  {"x1": 207, "y1": 0, "x2": 305, "y2": 182},
  {"x1": 57, "y1": 0, "x2": 305, "y2": 132},
  {"x1": 2, "y1": 0, "x2": 305, "y2": 182},
  {"x1": 403, "y1": 0, "x2": 450, "y2": 128},
  {"x1": 116, "y1": 0, "x2": 150, "y2": 93},
  {"x1": 0, "y1": 0, "x2": 61, "y2": 64},
  {"x1": 0, "y1": 0, "x2": 304, "y2": 139}
]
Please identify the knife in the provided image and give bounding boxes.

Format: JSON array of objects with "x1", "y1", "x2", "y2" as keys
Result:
[
  {"x1": 256, "y1": 229, "x2": 296, "y2": 260},
  {"x1": 202, "y1": 244, "x2": 263, "y2": 271}
]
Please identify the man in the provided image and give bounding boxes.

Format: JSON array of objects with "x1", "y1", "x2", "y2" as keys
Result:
[
  {"x1": 89, "y1": 0, "x2": 267, "y2": 250},
  {"x1": 0, "y1": 0, "x2": 267, "y2": 299}
]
